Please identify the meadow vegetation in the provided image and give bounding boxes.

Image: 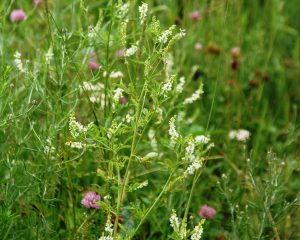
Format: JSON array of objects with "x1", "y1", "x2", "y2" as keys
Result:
[{"x1": 0, "y1": 0, "x2": 300, "y2": 239}]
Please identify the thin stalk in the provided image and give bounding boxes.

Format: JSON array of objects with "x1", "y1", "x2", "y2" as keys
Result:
[
  {"x1": 104, "y1": 0, "x2": 115, "y2": 121},
  {"x1": 113, "y1": 77, "x2": 148, "y2": 237},
  {"x1": 181, "y1": 169, "x2": 203, "y2": 239},
  {"x1": 129, "y1": 171, "x2": 174, "y2": 238}
]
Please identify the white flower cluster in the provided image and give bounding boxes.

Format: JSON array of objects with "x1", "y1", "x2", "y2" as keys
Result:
[
  {"x1": 103, "y1": 195, "x2": 112, "y2": 200},
  {"x1": 169, "y1": 210, "x2": 187, "y2": 239},
  {"x1": 185, "y1": 139, "x2": 196, "y2": 161},
  {"x1": 110, "y1": 71, "x2": 124, "y2": 79},
  {"x1": 90, "y1": 93, "x2": 105, "y2": 104},
  {"x1": 184, "y1": 88, "x2": 204, "y2": 104},
  {"x1": 170, "y1": 210, "x2": 205, "y2": 240},
  {"x1": 135, "y1": 180, "x2": 148, "y2": 190},
  {"x1": 139, "y1": 3, "x2": 148, "y2": 24},
  {"x1": 190, "y1": 219, "x2": 205, "y2": 240},
  {"x1": 65, "y1": 141, "x2": 86, "y2": 149},
  {"x1": 125, "y1": 44, "x2": 138, "y2": 57},
  {"x1": 82, "y1": 81, "x2": 104, "y2": 91},
  {"x1": 113, "y1": 88, "x2": 124, "y2": 101},
  {"x1": 44, "y1": 138, "x2": 56, "y2": 159},
  {"x1": 117, "y1": 2, "x2": 130, "y2": 17},
  {"x1": 87, "y1": 25, "x2": 97, "y2": 41},
  {"x1": 169, "y1": 116, "x2": 179, "y2": 143},
  {"x1": 81, "y1": 81, "x2": 105, "y2": 104},
  {"x1": 177, "y1": 29, "x2": 186, "y2": 39},
  {"x1": 162, "y1": 75, "x2": 176, "y2": 97},
  {"x1": 123, "y1": 113, "x2": 133, "y2": 124},
  {"x1": 229, "y1": 129, "x2": 250, "y2": 142},
  {"x1": 99, "y1": 237, "x2": 113, "y2": 240},
  {"x1": 98, "y1": 214, "x2": 114, "y2": 240},
  {"x1": 183, "y1": 135, "x2": 211, "y2": 177},
  {"x1": 184, "y1": 158, "x2": 204, "y2": 177},
  {"x1": 158, "y1": 25, "x2": 176, "y2": 44},
  {"x1": 14, "y1": 51, "x2": 28, "y2": 73},
  {"x1": 195, "y1": 135, "x2": 210, "y2": 144},
  {"x1": 170, "y1": 209, "x2": 180, "y2": 232},
  {"x1": 104, "y1": 215, "x2": 113, "y2": 235},
  {"x1": 69, "y1": 113, "x2": 93, "y2": 138},
  {"x1": 176, "y1": 77, "x2": 185, "y2": 93}
]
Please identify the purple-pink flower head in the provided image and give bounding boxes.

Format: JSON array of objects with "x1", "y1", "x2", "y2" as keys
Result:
[
  {"x1": 115, "y1": 48, "x2": 125, "y2": 58},
  {"x1": 81, "y1": 191, "x2": 101, "y2": 209},
  {"x1": 120, "y1": 96, "x2": 127, "y2": 105},
  {"x1": 10, "y1": 9, "x2": 26, "y2": 23},
  {"x1": 198, "y1": 204, "x2": 216, "y2": 219},
  {"x1": 189, "y1": 11, "x2": 201, "y2": 22},
  {"x1": 33, "y1": 0, "x2": 43, "y2": 6},
  {"x1": 88, "y1": 61, "x2": 100, "y2": 71},
  {"x1": 194, "y1": 42, "x2": 203, "y2": 51}
]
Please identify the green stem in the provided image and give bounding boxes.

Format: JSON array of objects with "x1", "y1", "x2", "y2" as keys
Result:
[
  {"x1": 113, "y1": 77, "x2": 148, "y2": 237},
  {"x1": 181, "y1": 170, "x2": 202, "y2": 238},
  {"x1": 129, "y1": 171, "x2": 174, "y2": 238}
]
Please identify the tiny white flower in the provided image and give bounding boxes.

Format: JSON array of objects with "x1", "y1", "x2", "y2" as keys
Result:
[
  {"x1": 82, "y1": 82, "x2": 104, "y2": 91},
  {"x1": 158, "y1": 25, "x2": 176, "y2": 44},
  {"x1": 170, "y1": 209, "x2": 180, "y2": 232},
  {"x1": 14, "y1": 51, "x2": 25, "y2": 73},
  {"x1": 65, "y1": 141, "x2": 86, "y2": 149},
  {"x1": 161, "y1": 75, "x2": 176, "y2": 97},
  {"x1": 104, "y1": 215, "x2": 113, "y2": 235},
  {"x1": 162, "y1": 79, "x2": 173, "y2": 96},
  {"x1": 228, "y1": 129, "x2": 250, "y2": 142},
  {"x1": 191, "y1": 219, "x2": 205, "y2": 240},
  {"x1": 87, "y1": 25, "x2": 97, "y2": 41},
  {"x1": 185, "y1": 139, "x2": 196, "y2": 161},
  {"x1": 169, "y1": 116, "x2": 179, "y2": 142},
  {"x1": 125, "y1": 45, "x2": 138, "y2": 57},
  {"x1": 176, "y1": 77, "x2": 185, "y2": 93},
  {"x1": 236, "y1": 129, "x2": 250, "y2": 142},
  {"x1": 135, "y1": 180, "x2": 148, "y2": 190},
  {"x1": 124, "y1": 113, "x2": 132, "y2": 123},
  {"x1": 118, "y1": 2, "x2": 130, "y2": 16},
  {"x1": 184, "y1": 89, "x2": 203, "y2": 104},
  {"x1": 139, "y1": 3, "x2": 148, "y2": 24},
  {"x1": 113, "y1": 88, "x2": 123, "y2": 101},
  {"x1": 99, "y1": 237, "x2": 113, "y2": 240},
  {"x1": 69, "y1": 114, "x2": 93, "y2": 138},
  {"x1": 103, "y1": 195, "x2": 111, "y2": 200},
  {"x1": 110, "y1": 71, "x2": 124, "y2": 79},
  {"x1": 184, "y1": 158, "x2": 203, "y2": 177},
  {"x1": 195, "y1": 135, "x2": 210, "y2": 144}
]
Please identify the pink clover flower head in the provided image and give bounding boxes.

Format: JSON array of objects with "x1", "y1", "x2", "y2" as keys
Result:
[
  {"x1": 189, "y1": 11, "x2": 201, "y2": 22},
  {"x1": 10, "y1": 9, "x2": 26, "y2": 23},
  {"x1": 88, "y1": 61, "x2": 100, "y2": 71},
  {"x1": 81, "y1": 191, "x2": 101, "y2": 209},
  {"x1": 33, "y1": 0, "x2": 43, "y2": 6},
  {"x1": 198, "y1": 204, "x2": 216, "y2": 219},
  {"x1": 194, "y1": 42, "x2": 203, "y2": 51},
  {"x1": 120, "y1": 96, "x2": 127, "y2": 105},
  {"x1": 115, "y1": 48, "x2": 125, "y2": 58}
]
